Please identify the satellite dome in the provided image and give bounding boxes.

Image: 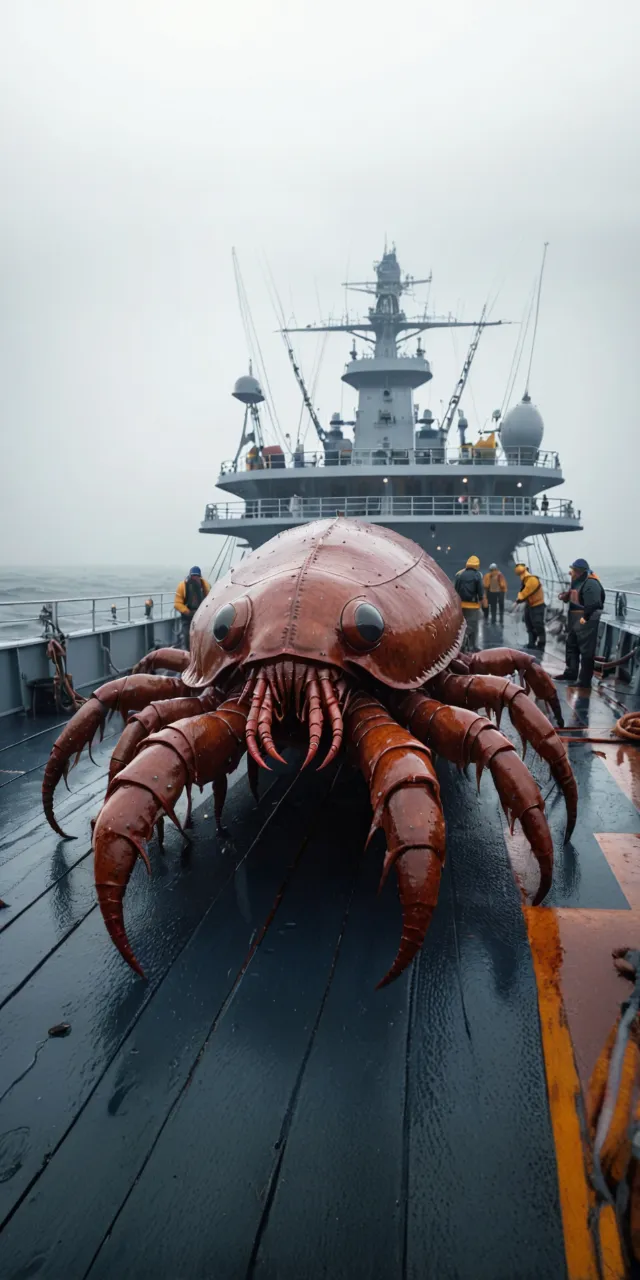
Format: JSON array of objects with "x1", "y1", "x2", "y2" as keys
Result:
[
  {"x1": 500, "y1": 394, "x2": 544, "y2": 450},
  {"x1": 232, "y1": 375, "x2": 264, "y2": 405}
]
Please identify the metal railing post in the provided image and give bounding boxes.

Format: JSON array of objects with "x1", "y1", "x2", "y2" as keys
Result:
[{"x1": 92, "y1": 599, "x2": 96, "y2": 632}]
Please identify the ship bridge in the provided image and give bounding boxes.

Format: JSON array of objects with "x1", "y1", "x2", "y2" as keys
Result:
[{"x1": 205, "y1": 247, "x2": 582, "y2": 573}]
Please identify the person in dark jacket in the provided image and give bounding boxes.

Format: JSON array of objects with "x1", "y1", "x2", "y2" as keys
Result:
[
  {"x1": 454, "y1": 555, "x2": 484, "y2": 652},
  {"x1": 174, "y1": 566, "x2": 211, "y2": 650},
  {"x1": 556, "y1": 558, "x2": 605, "y2": 688}
]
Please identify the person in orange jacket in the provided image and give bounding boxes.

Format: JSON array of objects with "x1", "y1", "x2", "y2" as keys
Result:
[
  {"x1": 483, "y1": 563, "x2": 508, "y2": 624},
  {"x1": 174, "y1": 566, "x2": 211, "y2": 650}
]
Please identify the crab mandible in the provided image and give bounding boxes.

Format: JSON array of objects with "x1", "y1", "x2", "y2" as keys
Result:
[{"x1": 42, "y1": 519, "x2": 577, "y2": 986}]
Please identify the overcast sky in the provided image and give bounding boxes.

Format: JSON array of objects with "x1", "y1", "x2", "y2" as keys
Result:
[{"x1": 1, "y1": 0, "x2": 638, "y2": 571}]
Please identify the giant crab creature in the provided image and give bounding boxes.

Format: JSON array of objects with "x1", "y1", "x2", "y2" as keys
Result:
[{"x1": 42, "y1": 520, "x2": 576, "y2": 986}]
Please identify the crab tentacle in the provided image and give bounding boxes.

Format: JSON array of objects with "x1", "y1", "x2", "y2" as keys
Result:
[
  {"x1": 344, "y1": 692, "x2": 446, "y2": 987},
  {"x1": 317, "y1": 667, "x2": 344, "y2": 770},
  {"x1": 430, "y1": 670, "x2": 577, "y2": 841},
  {"x1": 258, "y1": 684, "x2": 287, "y2": 765},
  {"x1": 460, "y1": 646, "x2": 564, "y2": 727},
  {"x1": 302, "y1": 671, "x2": 324, "y2": 769},
  {"x1": 398, "y1": 692, "x2": 554, "y2": 904},
  {"x1": 93, "y1": 698, "x2": 248, "y2": 974},
  {"x1": 42, "y1": 674, "x2": 189, "y2": 837},
  {"x1": 132, "y1": 648, "x2": 190, "y2": 675},
  {"x1": 108, "y1": 692, "x2": 216, "y2": 784},
  {"x1": 245, "y1": 673, "x2": 270, "y2": 771}
]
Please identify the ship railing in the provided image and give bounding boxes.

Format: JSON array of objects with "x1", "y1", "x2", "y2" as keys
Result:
[
  {"x1": 0, "y1": 591, "x2": 179, "y2": 644},
  {"x1": 203, "y1": 496, "x2": 581, "y2": 522},
  {"x1": 534, "y1": 575, "x2": 640, "y2": 629},
  {"x1": 218, "y1": 446, "x2": 561, "y2": 476}
]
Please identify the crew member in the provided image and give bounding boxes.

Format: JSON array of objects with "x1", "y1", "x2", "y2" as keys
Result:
[
  {"x1": 483, "y1": 562, "x2": 508, "y2": 624},
  {"x1": 556, "y1": 558, "x2": 605, "y2": 688},
  {"x1": 514, "y1": 563, "x2": 546, "y2": 650},
  {"x1": 454, "y1": 555, "x2": 484, "y2": 652},
  {"x1": 174, "y1": 566, "x2": 211, "y2": 650}
]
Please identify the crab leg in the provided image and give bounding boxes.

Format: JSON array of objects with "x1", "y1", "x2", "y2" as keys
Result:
[
  {"x1": 397, "y1": 692, "x2": 554, "y2": 903},
  {"x1": 132, "y1": 648, "x2": 190, "y2": 675},
  {"x1": 93, "y1": 697, "x2": 248, "y2": 975},
  {"x1": 454, "y1": 646, "x2": 564, "y2": 727},
  {"x1": 344, "y1": 692, "x2": 446, "y2": 987},
  {"x1": 108, "y1": 690, "x2": 218, "y2": 785},
  {"x1": 430, "y1": 669, "x2": 577, "y2": 841},
  {"x1": 43, "y1": 674, "x2": 190, "y2": 838}
]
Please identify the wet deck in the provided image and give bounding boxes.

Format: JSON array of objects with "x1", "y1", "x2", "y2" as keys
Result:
[{"x1": 0, "y1": 616, "x2": 639, "y2": 1279}]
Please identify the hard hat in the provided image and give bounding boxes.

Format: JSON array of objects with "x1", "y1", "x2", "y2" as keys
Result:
[
  {"x1": 466, "y1": 555, "x2": 480, "y2": 568},
  {"x1": 514, "y1": 562, "x2": 527, "y2": 574},
  {"x1": 189, "y1": 566, "x2": 202, "y2": 576},
  {"x1": 570, "y1": 558, "x2": 590, "y2": 572},
  {"x1": 489, "y1": 562, "x2": 498, "y2": 569}
]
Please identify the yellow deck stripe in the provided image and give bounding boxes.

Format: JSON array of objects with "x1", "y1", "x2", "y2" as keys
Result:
[{"x1": 524, "y1": 907, "x2": 626, "y2": 1279}]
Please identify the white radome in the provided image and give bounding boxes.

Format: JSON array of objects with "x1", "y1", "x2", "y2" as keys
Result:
[
  {"x1": 500, "y1": 395, "x2": 544, "y2": 450},
  {"x1": 232, "y1": 375, "x2": 265, "y2": 405}
]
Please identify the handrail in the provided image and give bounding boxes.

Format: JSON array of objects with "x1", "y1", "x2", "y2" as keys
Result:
[
  {"x1": 0, "y1": 590, "x2": 176, "y2": 641},
  {"x1": 218, "y1": 445, "x2": 562, "y2": 476},
  {"x1": 203, "y1": 495, "x2": 581, "y2": 522}
]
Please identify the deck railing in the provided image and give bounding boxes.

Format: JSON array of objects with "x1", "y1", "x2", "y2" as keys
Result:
[
  {"x1": 0, "y1": 591, "x2": 179, "y2": 644},
  {"x1": 203, "y1": 495, "x2": 581, "y2": 523},
  {"x1": 219, "y1": 446, "x2": 561, "y2": 476}
]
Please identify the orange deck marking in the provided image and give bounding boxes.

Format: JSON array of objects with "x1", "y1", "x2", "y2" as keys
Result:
[{"x1": 524, "y1": 908, "x2": 626, "y2": 1279}]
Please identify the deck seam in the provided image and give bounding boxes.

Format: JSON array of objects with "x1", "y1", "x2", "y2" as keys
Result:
[
  {"x1": 79, "y1": 769, "x2": 335, "y2": 1279},
  {"x1": 0, "y1": 770, "x2": 298, "y2": 1240}
]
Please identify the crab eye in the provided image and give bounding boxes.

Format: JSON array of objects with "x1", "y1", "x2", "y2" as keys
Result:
[
  {"x1": 340, "y1": 599, "x2": 385, "y2": 651},
  {"x1": 212, "y1": 597, "x2": 250, "y2": 650}
]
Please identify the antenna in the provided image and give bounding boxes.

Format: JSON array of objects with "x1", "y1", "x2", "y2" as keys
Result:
[{"x1": 524, "y1": 242, "x2": 549, "y2": 398}]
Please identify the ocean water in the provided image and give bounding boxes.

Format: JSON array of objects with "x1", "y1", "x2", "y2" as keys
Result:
[
  {"x1": 0, "y1": 566, "x2": 191, "y2": 641},
  {"x1": 1, "y1": 561, "x2": 638, "y2": 642}
]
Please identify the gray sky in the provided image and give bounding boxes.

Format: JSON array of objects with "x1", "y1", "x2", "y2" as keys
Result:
[{"x1": 1, "y1": 0, "x2": 638, "y2": 570}]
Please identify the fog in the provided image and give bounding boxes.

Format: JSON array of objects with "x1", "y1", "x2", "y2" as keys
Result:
[{"x1": 1, "y1": 0, "x2": 638, "y2": 571}]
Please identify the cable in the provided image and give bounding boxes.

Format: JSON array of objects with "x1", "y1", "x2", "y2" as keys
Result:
[{"x1": 524, "y1": 242, "x2": 549, "y2": 397}]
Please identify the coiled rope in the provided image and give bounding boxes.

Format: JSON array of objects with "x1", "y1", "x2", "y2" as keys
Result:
[{"x1": 614, "y1": 713, "x2": 640, "y2": 742}]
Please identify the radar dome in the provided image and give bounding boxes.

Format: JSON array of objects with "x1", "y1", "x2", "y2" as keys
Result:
[
  {"x1": 500, "y1": 394, "x2": 544, "y2": 450},
  {"x1": 232, "y1": 375, "x2": 264, "y2": 405}
]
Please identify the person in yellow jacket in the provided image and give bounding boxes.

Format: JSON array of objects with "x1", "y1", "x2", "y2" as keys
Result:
[
  {"x1": 513, "y1": 563, "x2": 545, "y2": 651},
  {"x1": 483, "y1": 563, "x2": 508, "y2": 624},
  {"x1": 174, "y1": 566, "x2": 211, "y2": 650}
]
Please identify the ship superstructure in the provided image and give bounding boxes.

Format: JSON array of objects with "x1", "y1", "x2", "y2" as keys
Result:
[{"x1": 200, "y1": 248, "x2": 581, "y2": 570}]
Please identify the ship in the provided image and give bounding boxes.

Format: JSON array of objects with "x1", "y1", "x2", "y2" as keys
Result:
[
  {"x1": 200, "y1": 246, "x2": 581, "y2": 574},
  {"x1": 1, "y1": 252, "x2": 640, "y2": 1279}
]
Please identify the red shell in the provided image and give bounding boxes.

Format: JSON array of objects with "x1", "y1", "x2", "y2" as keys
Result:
[{"x1": 184, "y1": 519, "x2": 464, "y2": 692}]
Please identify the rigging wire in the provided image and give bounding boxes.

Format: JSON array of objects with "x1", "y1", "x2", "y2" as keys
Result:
[
  {"x1": 232, "y1": 249, "x2": 287, "y2": 453},
  {"x1": 263, "y1": 256, "x2": 326, "y2": 448},
  {"x1": 524, "y1": 242, "x2": 549, "y2": 398},
  {"x1": 501, "y1": 284, "x2": 536, "y2": 418}
]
